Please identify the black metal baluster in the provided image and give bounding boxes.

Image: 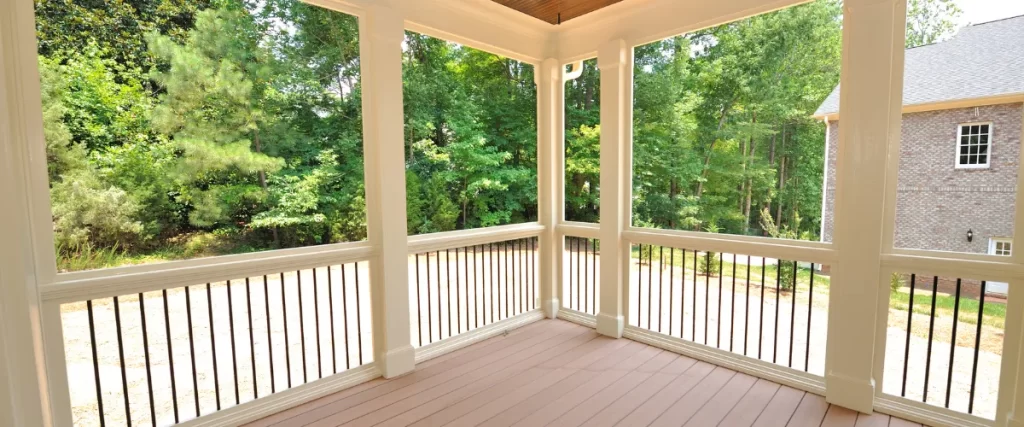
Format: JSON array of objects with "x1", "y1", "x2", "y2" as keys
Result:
[
  {"x1": 138, "y1": 293, "x2": 155, "y2": 424},
  {"x1": 745, "y1": 256, "x2": 751, "y2": 356},
  {"x1": 226, "y1": 282, "x2": 240, "y2": 402},
  {"x1": 901, "y1": 274, "x2": 917, "y2": 397},
  {"x1": 923, "y1": 276, "x2": 939, "y2": 402},
  {"x1": 415, "y1": 254, "x2": 422, "y2": 346},
  {"x1": 669, "y1": 248, "x2": 675, "y2": 337},
  {"x1": 648, "y1": 245, "x2": 654, "y2": 330},
  {"x1": 185, "y1": 287, "x2": 200, "y2": 415},
  {"x1": 88, "y1": 300, "x2": 106, "y2": 427},
  {"x1": 692, "y1": 250, "x2": 697, "y2": 341},
  {"x1": 805, "y1": 266, "x2": 815, "y2": 372},
  {"x1": 789, "y1": 261, "x2": 797, "y2": 368},
  {"x1": 945, "y1": 278, "x2": 962, "y2": 408},
  {"x1": 263, "y1": 276, "x2": 275, "y2": 394},
  {"x1": 473, "y1": 245, "x2": 479, "y2": 329},
  {"x1": 759, "y1": 258, "x2": 765, "y2": 360},
  {"x1": 161, "y1": 290, "x2": 178, "y2": 421},
  {"x1": 773, "y1": 264, "x2": 780, "y2": 364},
  {"x1": 457, "y1": 248, "x2": 462, "y2": 333},
  {"x1": 207, "y1": 284, "x2": 222, "y2": 409},
  {"x1": 717, "y1": 253, "x2": 723, "y2": 348},
  {"x1": 576, "y1": 238, "x2": 581, "y2": 312},
  {"x1": 638, "y1": 245, "x2": 643, "y2": 327},
  {"x1": 436, "y1": 251, "x2": 442, "y2": 334},
  {"x1": 590, "y1": 239, "x2": 595, "y2": 313},
  {"x1": 355, "y1": 262, "x2": 364, "y2": 366},
  {"x1": 583, "y1": 239, "x2": 589, "y2": 314},
  {"x1": 246, "y1": 278, "x2": 258, "y2": 398},
  {"x1": 426, "y1": 253, "x2": 433, "y2": 343},
  {"x1": 295, "y1": 274, "x2": 307, "y2": 385},
  {"x1": 491, "y1": 243, "x2": 496, "y2": 324},
  {"x1": 463, "y1": 246, "x2": 468, "y2": 332},
  {"x1": 705, "y1": 251, "x2": 710, "y2": 345},
  {"x1": 278, "y1": 274, "x2": 291, "y2": 390},
  {"x1": 969, "y1": 281, "x2": 986, "y2": 414},
  {"x1": 341, "y1": 264, "x2": 350, "y2": 370},
  {"x1": 658, "y1": 246, "x2": 664, "y2": 333},
  {"x1": 113, "y1": 297, "x2": 133, "y2": 427},
  {"x1": 506, "y1": 240, "x2": 512, "y2": 318},
  {"x1": 446, "y1": 249, "x2": 452, "y2": 338},
  {"x1": 730, "y1": 254, "x2": 736, "y2": 352},
  {"x1": 327, "y1": 268, "x2": 337, "y2": 374}
]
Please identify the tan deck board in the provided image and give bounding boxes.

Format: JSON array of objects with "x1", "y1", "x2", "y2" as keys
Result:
[
  {"x1": 718, "y1": 379, "x2": 783, "y2": 427},
  {"x1": 820, "y1": 404, "x2": 860, "y2": 427},
  {"x1": 246, "y1": 319, "x2": 921, "y2": 427}
]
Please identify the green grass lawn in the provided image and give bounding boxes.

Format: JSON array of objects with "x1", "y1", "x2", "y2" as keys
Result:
[{"x1": 889, "y1": 289, "x2": 1005, "y2": 329}]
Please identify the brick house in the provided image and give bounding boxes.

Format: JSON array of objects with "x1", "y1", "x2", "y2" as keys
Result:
[{"x1": 816, "y1": 16, "x2": 1024, "y2": 295}]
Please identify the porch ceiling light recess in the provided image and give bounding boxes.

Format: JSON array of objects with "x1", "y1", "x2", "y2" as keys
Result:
[{"x1": 489, "y1": 0, "x2": 626, "y2": 24}]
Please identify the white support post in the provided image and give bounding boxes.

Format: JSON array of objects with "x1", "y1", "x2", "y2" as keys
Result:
[
  {"x1": 0, "y1": 0, "x2": 64, "y2": 424},
  {"x1": 996, "y1": 82, "x2": 1024, "y2": 427},
  {"x1": 537, "y1": 58, "x2": 564, "y2": 318},
  {"x1": 596, "y1": 39, "x2": 632, "y2": 338},
  {"x1": 360, "y1": 5, "x2": 415, "y2": 379},
  {"x1": 825, "y1": 0, "x2": 906, "y2": 413}
]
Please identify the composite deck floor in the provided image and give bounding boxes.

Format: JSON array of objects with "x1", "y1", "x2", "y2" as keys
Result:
[{"x1": 249, "y1": 319, "x2": 920, "y2": 427}]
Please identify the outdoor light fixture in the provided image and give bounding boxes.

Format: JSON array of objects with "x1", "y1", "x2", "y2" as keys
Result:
[{"x1": 967, "y1": 229, "x2": 974, "y2": 242}]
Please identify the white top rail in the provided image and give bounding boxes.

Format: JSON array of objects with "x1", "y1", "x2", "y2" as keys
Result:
[{"x1": 407, "y1": 223, "x2": 545, "y2": 255}]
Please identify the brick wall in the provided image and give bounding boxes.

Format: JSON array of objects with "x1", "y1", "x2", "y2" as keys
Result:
[{"x1": 821, "y1": 102, "x2": 1022, "y2": 254}]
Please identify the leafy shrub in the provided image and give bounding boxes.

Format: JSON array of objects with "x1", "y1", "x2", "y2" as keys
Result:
[
  {"x1": 698, "y1": 251, "x2": 721, "y2": 276},
  {"x1": 778, "y1": 260, "x2": 797, "y2": 292},
  {"x1": 890, "y1": 272, "x2": 904, "y2": 294},
  {"x1": 51, "y1": 169, "x2": 143, "y2": 250}
]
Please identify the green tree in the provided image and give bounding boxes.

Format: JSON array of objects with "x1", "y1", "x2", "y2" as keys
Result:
[{"x1": 906, "y1": 0, "x2": 963, "y2": 48}]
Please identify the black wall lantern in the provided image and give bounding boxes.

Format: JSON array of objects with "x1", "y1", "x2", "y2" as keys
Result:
[{"x1": 967, "y1": 229, "x2": 974, "y2": 242}]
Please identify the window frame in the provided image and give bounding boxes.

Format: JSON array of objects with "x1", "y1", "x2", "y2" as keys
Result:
[
  {"x1": 989, "y1": 237, "x2": 1012, "y2": 257},
  {"x1": 954, "y1": 122, "x2": 993, "y2": 169}
]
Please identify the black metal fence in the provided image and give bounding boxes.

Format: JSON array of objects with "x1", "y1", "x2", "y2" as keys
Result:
[
  {"x1": 563, "y1": 237, "x2": 599, "y2": 315},
  {"x1": 410, "y1": 237, "x2": 538, "y2": 347},
  {"x1": 62, "y1": 262, "x2": 372, "y2": 426},
  {"x1": 629, "y1": 244, "x2": 828, "y2": 375},
  {"x1": 885, "y1": 273, "x2": 1003, "y2": 419}
]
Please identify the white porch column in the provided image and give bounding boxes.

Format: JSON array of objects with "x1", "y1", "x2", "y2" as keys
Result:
[
  {"x1": 360, "y1": 5, "x2": 415, "y2": 378},
  {"x1": 996, "y1": 93, "x2": 1024, "y2": 427},
  {"x1": 0, "y1": 0, "x2": 62, "y2": 424},
  {"x1": 596, "y1": 39, "x2": 633, "y2": 338},
  {"x1": 537, "y1": 58, "x2": 564, "y2": 318},
  {"x1": 824, "y1": 0, "x2": 906, "y2": 413}
]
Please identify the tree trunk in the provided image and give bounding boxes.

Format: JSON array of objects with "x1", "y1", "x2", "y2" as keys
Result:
[
  {"x1": 694, "y1": 101, "x2": 733, "y2": 202},
  {"x1": 775, "y1": 126, "x2": 787, "y2": 228},
  {"x1": 254, "y1": 130, "x2": 279, "y2": 247}
]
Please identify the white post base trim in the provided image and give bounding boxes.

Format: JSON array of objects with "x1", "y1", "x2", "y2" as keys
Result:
[
  {"x1": 541, "y1": 298, "x2": 560, "y2": 319},
  {"x1": 177, "y1": 363, "x2": 379, "y2": 427},
  {"x1": 415, "y1": 310, "x2": 545, "y2": 364},
  {"x1": 596, "y1": 313, "x2": 624, "y2": 338},
  {"x1": 825, "y1": 372, "x2": 875, "y2": 413},
  {"x1": 378, "y1": 345, "x2": 415, "y2": 379},
  {"x1": 557, "y1": 307, "x2": 596, "y2": 328}
]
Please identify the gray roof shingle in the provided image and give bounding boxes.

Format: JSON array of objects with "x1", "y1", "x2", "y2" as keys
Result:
[{"x1": 815, "y1": 15, "x2": 1024, "y2": 116}]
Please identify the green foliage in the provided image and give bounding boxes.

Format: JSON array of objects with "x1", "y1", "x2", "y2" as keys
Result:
[
  {"x1": 51, "y1": 169, "x2": 144, "y2": 249},
  {"x1": 890, "y1": 272, "x2": 904, "y2": 294},
  {"x1": 906, "y1": 0, "x2": 963, "y2": 48}
]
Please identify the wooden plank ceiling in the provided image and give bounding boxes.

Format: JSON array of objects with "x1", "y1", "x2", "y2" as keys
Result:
[{"x1": 490, "y1": 0, "x2": 625, "y2": 25}]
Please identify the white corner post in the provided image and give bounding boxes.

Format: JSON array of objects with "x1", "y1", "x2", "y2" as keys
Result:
[
  {"x1": 360, "y1": 5, "x2": 415, "y2": 378},
  {"x1": 0, "y1": 0, "x2": 63, "y2": 424},
  {"x1": 995, "y1": 95, "x2": 1024, "y2": 427},
  {"x1": 596, "y1": 39, "x2": 632, "y2": 338},
  {"x1": 824, "y1": 0, "x2": 906, "y2": 413},
  {"x1": 537, "y1": 57, "x2": 564, "y2": 318}
]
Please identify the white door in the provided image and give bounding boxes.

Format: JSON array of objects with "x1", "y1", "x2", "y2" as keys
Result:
[{"x1": 988, "y1": 239, "x2": 1011, "y2": 296}]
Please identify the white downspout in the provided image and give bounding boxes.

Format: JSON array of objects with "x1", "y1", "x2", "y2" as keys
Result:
[{"x1": 564, "y1": 60, "x2": 584, "y2": 81}]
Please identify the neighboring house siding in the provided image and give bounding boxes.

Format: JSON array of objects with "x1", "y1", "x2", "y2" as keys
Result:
[{"x1": 821, "y1": 103, "x2": 1022, "y2": 254}]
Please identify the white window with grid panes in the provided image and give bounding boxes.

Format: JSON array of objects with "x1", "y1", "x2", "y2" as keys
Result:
[
  {"x1": 955, "y1": 123, "x2": 991, "y2": 168},
  {"x1": 990, "y1": 238, "x2": 1012, "y2": 256}
]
